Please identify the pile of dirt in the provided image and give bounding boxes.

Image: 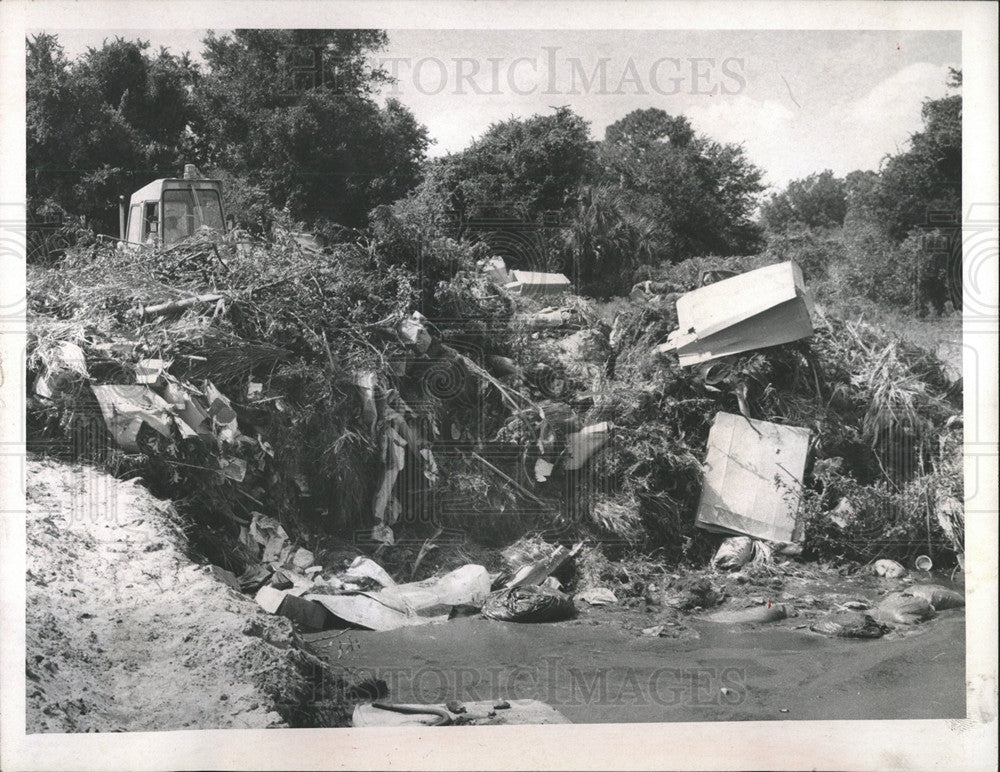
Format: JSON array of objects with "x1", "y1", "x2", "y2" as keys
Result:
[{"x1": 25, "y1": 457, "x2": 343, "y2": 732}]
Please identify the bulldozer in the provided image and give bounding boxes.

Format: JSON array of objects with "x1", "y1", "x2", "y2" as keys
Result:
[{"x1": 119, "y1": 164, "x2": 228, "y2": 246}]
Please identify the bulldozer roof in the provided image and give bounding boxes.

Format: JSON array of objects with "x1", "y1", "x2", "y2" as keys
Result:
[{"x1": 129, "y1": 177, "x2": 223, "y2": 207}]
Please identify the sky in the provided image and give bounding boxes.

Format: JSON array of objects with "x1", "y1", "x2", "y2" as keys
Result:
[{"x1": 44, "y1": 28, "x2": 961, "y2": 191}]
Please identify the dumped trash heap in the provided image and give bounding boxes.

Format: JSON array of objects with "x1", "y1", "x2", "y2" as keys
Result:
[{"x1": 27, "y1": 226, "x2": 964, "y2": 633}]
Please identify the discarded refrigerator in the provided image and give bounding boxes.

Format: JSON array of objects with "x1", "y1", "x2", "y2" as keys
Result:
[{"x1": 657, "y1": 261, "x2": 815, "y2": 366}]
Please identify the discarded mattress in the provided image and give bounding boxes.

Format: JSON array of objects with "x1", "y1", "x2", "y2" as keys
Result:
[
  {"x1": 352, "y1": 699, "x2": 571, "y2": 727},
  {"x1": 657, "y1": 261, "x2": 815, "y2": 366},
  {"x1": 505, "y1": 270, "x2": 572, "y2": 297},
  {"x1": 696, "y1": 412, "x2": 810, "y2": 543}
]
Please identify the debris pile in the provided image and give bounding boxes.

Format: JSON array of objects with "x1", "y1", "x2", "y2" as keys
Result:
[{"x1": 27, "y1": 230, "x2": 964, "y2": 639}]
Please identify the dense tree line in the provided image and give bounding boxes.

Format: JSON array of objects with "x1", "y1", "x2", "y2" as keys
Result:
[
  {"x1": 27, "y1": 32, "x2": 960, "y2": 310},
  {"x1": 27, "y1": 31, "x2": 427, "y2": 235},
  {"x1": 760, "y1": 69, "x2": 961, "y2": 314}
]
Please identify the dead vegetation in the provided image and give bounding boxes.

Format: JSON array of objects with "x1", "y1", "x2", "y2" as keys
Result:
[{"x1": 27, "y1": 229, "x2": 964, "y2": 596}]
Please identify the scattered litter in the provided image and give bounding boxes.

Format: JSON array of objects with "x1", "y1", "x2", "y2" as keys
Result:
[
  {"x1": 534, "y1": 457, "x2": 555, "y2": 482},
  {"x1": 34, "y1": 341, "x2": 88, "y2": 398},
  {"x1": 291, "y1": 548, "x2": 315, "y2": 570},
  {"x1": 523, "y1": 307, "x2": 577, "y2": 329},
  {"x1": 90, "y1": 385, "x2": 175, "y2": 451},
  {"x1": 662, "y1": 577, "x2": 726, "y2": 610},
  {"x1": 204, "y1": 381, "x2": 240, "y2": 442},
  {"x1": 874, "y1": 592, "x2": 936, "y2": 625},
  {"x1": 696, "y1": 412, "x2": 810, "y2": 544},
  {"x1": 711, "y1": 536, "x2": 754, "y2": 570},
  {"x1": 642, "y1": 624, "x2": 665, "y2": 637},
  {"x1": 398, "y1": 311, "x2": 432, "y2": 353},
  {"x1": 541, "y1": 576, "x2": 563, "y2": 591},
  {"x1": 705, "y1": 603, "x2": 794, "y2": 624},
  {"x1": 306, "y1": 565, "x2": 490, "y2": 631},
  {"x1": 207, "y1": 564, "x2": 240, "y2": 590},
  {"x1": 487, "y1": 355, "x2": 520, "y2": 378},
  {"x1": 828, "y1": 497, "x2": 855, "y2": 529},
  {"x1": 344, "y1": 556, "x2": 396, "y2": 587},
  {"x1": 657, "y1": 261, "x2": 815, "y2": 366},
  {"x1": 482, "y1": 256, "x2": 510, "y2": 284},
  {"x1": 254, "y1": 585, "x2": 288, "y2": 615},
  {"x1": 238, "y1": 564, "x2": 272, "y2": 593},
  {"x1": 134, "y1": 358, "x2": 170, "y2": 385},
  {"x1": 914, "y1": 555, "x2": 933, "y2": 572},
  {"x1": 218, "y1": 457, "x2": 247, "y2": 482},
  {"x1": 372, "y1": 426, "x2": 407, "y2": 545},
  {"x1": 352, "y1": 699, "x2": 570, "y2": 727},
  {"x1": 810, "y1": 611, "x2": 888, "y2": 639},
  {"x1": 482, "y1": 584, "x2": 577, "y2": 623},
  {"x1": 906, "y1": 584, "x2": 964, "y2": 610},
  {"x1": 576, "y1": 588, "x2": 617, "y2": 606},
  {"x1": 275, "y1": 593, "x2": 329, "y2": 631},
  {"x1": 873, "y1": 559, "x2": 907, "y2": 579},
  {"x1": 564, "y1": 422, "x2": 613, "y2": 471},
  {"x1": 352, "y1": 371, "x2": 378, "y2": 435},
  {"x1": 505, "y1": 541, "x2": 582, "y2": 589}
]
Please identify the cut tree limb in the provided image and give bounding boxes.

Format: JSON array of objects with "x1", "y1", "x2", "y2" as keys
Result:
[{"x1": 142, "y1": 294, "x2": 224, "y2": 318}]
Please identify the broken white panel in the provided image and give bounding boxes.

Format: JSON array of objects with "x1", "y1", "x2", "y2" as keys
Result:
[
  {"x1": 508, "y1": 270, "x2": 572, "y2": 297},
  {"x1": 696, "y1": 412, "x2": 810, "y2": 543},
  {"x1": 482, "y1": 255, "x2": 510, "y2": 284},
  {"x1": 398, "y1": 311, "x2": 432, "y2": 353},
  {"x1": 658, "y1": 261, "x2": 815, "y2": 367},
  {"x1": 564, "y1": 422, "x2": 613, "y2": 471},
  {"x1": 135, "y1": 358, "x2": 170, "y2": 385}
]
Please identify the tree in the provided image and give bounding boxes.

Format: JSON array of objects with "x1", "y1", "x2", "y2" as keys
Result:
[
  {"x1": 600, "y1": 109, "x2": 765, "y2": 259},
  {"x1": 874, "y1": 90, "x2": 961, "y2": 240},
  {"x1": 432, "y1": 106, "x2": 596, "y2": 225},
  {"x1": 837, "y1": 74, "x2": 962, "y2": 313},
  {"x1": 761, "y1": 170, "x2": 847, "y2": 232},
  {"x1": 192, "y1": 29, "x2": 428, "y2": 228},
  {"x1": 26, "y1": 34, "x2": 199, "y2": 235},
  {"x1": 560, "y1": 185, "x2": 654, "y2": 297}
]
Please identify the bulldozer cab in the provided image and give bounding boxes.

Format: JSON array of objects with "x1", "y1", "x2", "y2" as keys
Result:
[{"x1": 120, "y1": 165, "x2": 227, "y2": 246}]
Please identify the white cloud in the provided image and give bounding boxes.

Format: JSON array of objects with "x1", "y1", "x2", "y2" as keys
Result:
[
  {"x1": 685, "y1": 94, "x2": 798, "y2": 187},
  {"x1": 828, "y1": 62, "x2": 956, "y2": 171}
]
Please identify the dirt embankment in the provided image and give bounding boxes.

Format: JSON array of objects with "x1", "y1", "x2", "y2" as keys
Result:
[{"x1": 25, "y1": 457, "x2": 335, "y2": 733}]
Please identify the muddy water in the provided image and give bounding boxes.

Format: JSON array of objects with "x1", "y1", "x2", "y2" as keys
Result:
[{"x1": 308, "y1": 572, "x2": 966, "y2": 723}]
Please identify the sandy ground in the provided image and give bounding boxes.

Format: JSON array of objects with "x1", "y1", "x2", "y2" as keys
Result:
[{"x1": 25, "y1": 457, "x2": 322, "y2": 733}]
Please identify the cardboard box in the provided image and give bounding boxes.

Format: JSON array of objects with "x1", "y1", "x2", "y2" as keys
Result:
[{"x1": 696, "y1": 412, "x2": 810, "y2": 543}]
